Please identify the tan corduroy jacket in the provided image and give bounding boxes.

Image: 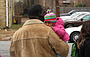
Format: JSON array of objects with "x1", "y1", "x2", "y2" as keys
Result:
[{"x1": 9, "y1": 19, "x2": 69, "y2": 57}]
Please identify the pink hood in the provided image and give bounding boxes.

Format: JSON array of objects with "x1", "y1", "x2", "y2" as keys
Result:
[
  {"x1": 54, "y1": 17, "x2": 70, "y2": 42},
  {"x1": 55, "y1": 17, "x2": 64, "y2": 26}
]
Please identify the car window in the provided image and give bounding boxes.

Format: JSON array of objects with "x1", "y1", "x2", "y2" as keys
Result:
[
  {"x1": 68, "y1": 10, "x2": 75, "y2": 15},
  {"x1": 83, "y1": 15, "x2": 90, "y2": 20},
  {"x1": 70, "y1": 13, "x2": 76, "y2": 16},
  {"x1": 75, "y1": 14, "x2": 85, "y2": 20},
  {"x1": 68, "y1": 9, "x2": 90, "y2": 15},
  {"x1": 76, "y1": 13, "x2": 87, "y2": 18},
  {"x1": 70, "y1": 13, "x2": 78, "y2": 18}
]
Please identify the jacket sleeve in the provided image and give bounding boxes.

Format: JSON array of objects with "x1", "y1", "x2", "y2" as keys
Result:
[
  {"x1": 9, "y1": 37, "x2": 16, "y2": 57},
  {"x1": 48, "y1": 29, "x2": 69, "y2": 57},
  {"x1": 54, "y1": 27, "x2": 65, "y2": 40}
]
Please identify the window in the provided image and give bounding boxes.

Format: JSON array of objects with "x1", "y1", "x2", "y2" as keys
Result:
[{"x1": 83, "y1": 15, "x2": 90, "y2": 20}]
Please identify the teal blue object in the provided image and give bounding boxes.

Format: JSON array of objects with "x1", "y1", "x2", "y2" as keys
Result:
[{"x1": 56, "y1": 53, "x2": 62, "y2": 57}]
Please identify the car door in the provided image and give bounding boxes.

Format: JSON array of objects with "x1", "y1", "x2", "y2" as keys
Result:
[
  {"x1": 72, "y1": 19, "x2": 82, "y2": 27},
  {"x1": 70, "y1": 15, "x2": 90, "y2": 27}
]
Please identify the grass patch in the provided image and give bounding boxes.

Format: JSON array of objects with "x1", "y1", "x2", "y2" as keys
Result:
[{"x1": 11, "y1": 23, "x2": 23, "y2": 30}]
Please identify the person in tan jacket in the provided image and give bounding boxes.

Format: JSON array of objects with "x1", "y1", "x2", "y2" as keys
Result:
[{"x1": 9, "y1": 4, "x2": 69, "y2": 57}]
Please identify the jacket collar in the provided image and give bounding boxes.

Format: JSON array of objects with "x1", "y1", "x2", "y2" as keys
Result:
[{"x1": 23, "y1": 19, "x2": 44, "y2": 26}]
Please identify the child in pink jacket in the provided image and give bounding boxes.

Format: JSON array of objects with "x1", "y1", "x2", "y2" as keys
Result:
[
  {"x1": 44, "y1": 12, "x2": 70, "y2": 43},
  {"x1": 44, "y1": 12, "x2": 70, "y2": 57},
  {"x1": 54, "y1": 17, "x2": 70, "y2": 43}
]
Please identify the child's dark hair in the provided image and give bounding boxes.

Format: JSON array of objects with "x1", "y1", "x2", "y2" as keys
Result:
[{"x1": 28, "y1": 4, "x2": 43, "y2": 19}]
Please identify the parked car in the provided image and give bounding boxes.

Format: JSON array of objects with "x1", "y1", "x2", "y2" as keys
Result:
[
  {"x1": 60, "y1": 9, "x2": 90, "y2": 16},
  {"x1": 65, "y1": 25, "x2": 82, "y2": 42},
  {"x1": 64, "y1": 14, "x2": 90, "y2": 28},
  {"x1": 60, "y1": 12, "x2": 90, "y2": 20}
]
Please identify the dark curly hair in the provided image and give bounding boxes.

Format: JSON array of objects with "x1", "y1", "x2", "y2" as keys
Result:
[
  {"x1": 77, "y1": 21, "x2": 90, "y2": 49},
  {"x1": 28, "y1": 4, "x2": 45, "y2": 22},
  {"x1": 28, "y1": 4, "x2": 42, "y2": 17}
]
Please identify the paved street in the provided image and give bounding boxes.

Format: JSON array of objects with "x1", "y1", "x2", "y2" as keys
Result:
[
  {"x1": 67, "y1": 43, "x2": 73, "y2": 57},
  {"x1": 0, "y1": 41, "x2": 73, "y2": 57},
  {"x1": 0, "y1": 41, "x2": 11, "y2": 57}
]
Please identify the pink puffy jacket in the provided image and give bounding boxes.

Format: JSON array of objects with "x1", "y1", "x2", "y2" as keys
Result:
[{"x1": 53, "y1": 17, "x2": 70, "y2": 42}]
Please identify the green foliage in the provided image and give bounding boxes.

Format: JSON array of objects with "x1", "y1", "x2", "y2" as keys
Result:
[
  {"x1": 71, "y1": 42, "x2": 78, "y2": 57},
  {"x1": 23, "y1": 14, "x2": 28, "y2": 18},
  {"x1": 75, "y1": 3, "x2": 86, "y2": 7},
  {"x1": 11, "y1": 23, "x2": 23, "y2": 30},
  {"x1": 60, "y1": 5, "x2": 62, "y2": 7},
  {"x1": 65, "y1": 4, "x2": 68, "y2": 7}
]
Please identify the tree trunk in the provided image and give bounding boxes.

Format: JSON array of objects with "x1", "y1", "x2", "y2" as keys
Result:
[{"x1": 55, "y1": 0, "x2": 60, "y2": 17}]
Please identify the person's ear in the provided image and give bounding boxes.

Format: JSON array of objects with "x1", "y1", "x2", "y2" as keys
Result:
[{"x1": 38, "y1": 12, "x2": 40, "y2": 16}]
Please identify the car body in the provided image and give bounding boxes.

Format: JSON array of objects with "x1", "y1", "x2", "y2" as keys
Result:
[
  {"x1": 64, "y1": 14, "x2": 90, "y2": 28},
  {"x1": 60, "y1": 9, "x2": 90, "y2": 16},
  {"x1": 65, "y1": 25, "x2": 82, "y2": 42},
  {"x1": 60, "y1": 12, "x2": 90, "y2": 20}
]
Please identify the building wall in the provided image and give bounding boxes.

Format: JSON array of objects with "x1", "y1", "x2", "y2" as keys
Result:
[
  {"x1": 60, "y1": 7, "x2": 90, "y2": 13},
  {"x1": 78, "y1": 0, "x2": 90, "y2": 7},
  {"x1": 0, "y1": 0, "x2": 13, "y2": 28},
  {"x1": 39, "y1": 0, "x2": 52, "y2": 8},
  {"x1": 0, "y1": 0, "x2": 6, "y2": 28},
  {"x1": 8, "y1": 0, "x2": 13, "y2": 28},
  {"x1": 39, "y1": 0, "x2": 56, "y2": 13},
  {"x1": 15, "y1": 0, "x2": 23, "y2": 2},
  {"x1": 84, "y1": 0, "x2": 90, "y2": 7}
]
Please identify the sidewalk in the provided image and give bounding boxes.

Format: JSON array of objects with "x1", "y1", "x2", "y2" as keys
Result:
[
  {"x1": 0, "y1": 41, "x2": 72, "y2": 57},
  {"x1": 0, "y1": 41, "x2": 11, "y2": 57}
]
